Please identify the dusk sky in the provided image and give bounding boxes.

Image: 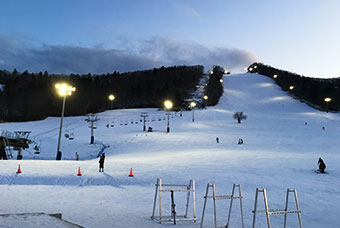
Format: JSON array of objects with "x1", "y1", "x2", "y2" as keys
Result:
[{"x1": 1, "y1": 0, "x2": 340, "y2": 78}]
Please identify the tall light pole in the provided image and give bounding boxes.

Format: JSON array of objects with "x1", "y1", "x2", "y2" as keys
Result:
[
  {"x1": 203, "y1": 95, "x2": 208, "y2": 108},
  {"x1": 164, "y1": 100, "x2": 173, "y2": 133},
  {"x1": 108, "y1": 94, "x2": 115, "y2": 109},
  {"x1": 324, "y1": 97, "x2": 332, "y2": 112},
  {"x1": 55, "y1": 83, "x2": 76, "y2": 160},
  {"x1": 190, "y1": 101, "x2": 196, "y2": 122}
]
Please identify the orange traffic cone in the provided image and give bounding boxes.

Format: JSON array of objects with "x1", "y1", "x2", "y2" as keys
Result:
[
  {"x1": 128, "y1": 168, "x2": 134, "y2": 177},
  {"x1": 16, "y1": 164, "x2": 22, "y2": 174},
  {"x1": 77, "y1": 167, "x2": 82, "y2": 176}
]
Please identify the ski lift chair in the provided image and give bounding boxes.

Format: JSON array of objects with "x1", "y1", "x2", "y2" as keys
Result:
[{"x1": 33, "y1": 142, "x2": 41, "y2": 154}]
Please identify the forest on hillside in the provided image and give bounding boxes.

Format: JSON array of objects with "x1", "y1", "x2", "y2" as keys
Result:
[
  {"x1": 0, "y1": 65, "x2": 225, "y2": 122},
  {"x1": 248, "y1": 62, "x2": 340, "y2": 112}
]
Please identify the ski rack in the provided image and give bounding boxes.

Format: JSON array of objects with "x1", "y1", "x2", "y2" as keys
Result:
[
  {"x1": 200, "y1": 183, "x2": 244, "y2": 228},
  {"x1": 151, "y1": 178, "x2": 197, "y2": 224},
  {"x1": 252, "y1": 188, "x2": 303, "y2": 228}
]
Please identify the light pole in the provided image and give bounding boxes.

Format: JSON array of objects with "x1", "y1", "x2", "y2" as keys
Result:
[
  {"x1": 324, "y1": 97, "x2": 332, "y2": 112},
  {"x1": 190, "y1": 101, "x2": 196, "y2": 122},
  {"x1": 55, "y1": 83, "x2": 76, "y2": 160},
  {"x1": 108, "y1": 94, "x2": 115, "y2": 109},
  {"x1": 164, "y1": 100, "x2": 173, "y2": 133},
  {"x1": 203, "y1": 95, "x2": 208, "y2": 108}
]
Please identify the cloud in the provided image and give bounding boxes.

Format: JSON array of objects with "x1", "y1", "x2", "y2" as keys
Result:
[{"x1": 0, "y1": 35, "x2": 256, "y2": 74}]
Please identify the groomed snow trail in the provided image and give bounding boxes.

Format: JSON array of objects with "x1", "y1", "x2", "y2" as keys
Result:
[{"x1": 0, "y1": 73, "x2": 339, "y2": 228}]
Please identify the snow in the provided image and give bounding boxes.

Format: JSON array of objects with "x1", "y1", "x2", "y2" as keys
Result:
[
  {"x1": 0, "y1": 73, "x2": 339, "y2": 227},
  {"x1": 0, "y1": 213, "x2": 82, "y2": 228}
]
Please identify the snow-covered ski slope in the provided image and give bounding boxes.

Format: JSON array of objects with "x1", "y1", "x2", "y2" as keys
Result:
[{"x1": 1, "y1": 73, "x2": 340, "y2": 228}]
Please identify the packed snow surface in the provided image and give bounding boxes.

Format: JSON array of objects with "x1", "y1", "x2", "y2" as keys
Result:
[{"x1": 0, "y1": 73, "x2": 339, "y2": 228}]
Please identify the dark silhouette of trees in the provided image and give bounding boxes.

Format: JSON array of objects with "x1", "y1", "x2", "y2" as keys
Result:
[
  {"x1": 0, "y1": 65, "x2": 208, "y2": 121},
  {"x1": 247, "y1": 62, "x2": 340, "y2": 112},
  {"x1": 205, "y1": 65, "x2": 224, "y2": 106}
]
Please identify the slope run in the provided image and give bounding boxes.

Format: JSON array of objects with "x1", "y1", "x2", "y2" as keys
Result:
[{"x1": 0, "y1": 73, "x2": 340, "y2": 228}]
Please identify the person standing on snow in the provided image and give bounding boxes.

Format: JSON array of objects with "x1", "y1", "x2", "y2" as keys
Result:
[
  {"x1": 99, "y1": 153, "x2": 105, "y2": 172},
  {"x1": 318, "y1": 157, "x2": 326, "y2": 173}
]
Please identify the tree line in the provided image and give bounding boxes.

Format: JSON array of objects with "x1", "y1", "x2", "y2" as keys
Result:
[
  {"x1": 247, "y1": 62, "x2": 340, "y2": 112},
  {"x1": 0, "y1": 65, "x2": 225, "y2": 122}
]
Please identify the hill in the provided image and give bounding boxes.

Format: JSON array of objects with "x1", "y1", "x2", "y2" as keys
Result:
[{"x1": 0, "y1": 73, "x2": 339, "y2": 227}]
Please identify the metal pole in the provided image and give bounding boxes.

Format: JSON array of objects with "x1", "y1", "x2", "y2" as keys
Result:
[
  {"x1": 167, "y1": 111, "x2": 170, "y2": 133},
  {"x1": 151, "y1": 178, "x2": 159, "y2": 219},
  {"x1": 226, "y1": 184, "x2": 235, "y2": 227},
  {"x1": 293, "y1": 189, "x2": 303, "y2": 228},
  {"x1": 192, "y1": 179, "x2": 196, "y2": 221},
  {"x1": 252, "y1": 188, "x2": 258, "y2": 228},
  {"x1": 91, "y1": 120, "x2": 94, "y2": 144},
  {"x1": 284, "y1": 189, "x2": 289, "y2": 228},
  {"x1": 263, "y1": 189, "x2": 271, "y2": 228},
  {"x1": 184, "y1": 180, "x2": 191, "y2": 218},
  {"x1": 200, "y1": 184, "x2": 210, "y2": 228},
  {"x1": 213, "y1": 184, "x2": 217, "y2": 228},
  {"x1": 192, "y1": 109, "x2": 194, "y2": 122},
  {"x1": 239, "y1": 184, "x2": 245, "y2": 228},
  {"x1": 56, "y1": 95, "x2": 66, "y2": 160},
  {"x1": 159, "y1": 178, "x2": 162, "y2": 223},
  {"x1": 110, "y1": 101, "x2": 113, "y2": 109}
]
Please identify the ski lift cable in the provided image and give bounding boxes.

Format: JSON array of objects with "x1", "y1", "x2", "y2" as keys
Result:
[{"x1": 31, "y1": 117, "x2": 87, "y2": 138}]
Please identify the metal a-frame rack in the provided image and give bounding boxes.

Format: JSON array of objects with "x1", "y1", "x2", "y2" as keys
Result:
[
  {"x1": 252, "y1": 188, "x2": 303, "y2": 228},
  {"x1": 200, "y1": 183, "x2": 244, "y2": 228},
  {"x1": 151, "y1": 178, "x2": 197, "y2": 224}
]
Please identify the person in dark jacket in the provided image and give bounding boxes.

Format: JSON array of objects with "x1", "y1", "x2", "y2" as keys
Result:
[
  {"x1": 99, "y1": 153, "x2": 105, "y2": 172},
  {"x1": 318, "y1": 157, "x2": 326, "y2": 173}
]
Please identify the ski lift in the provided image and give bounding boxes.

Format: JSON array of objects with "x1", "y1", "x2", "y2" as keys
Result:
[
  {"x1": 33, "y1": 141, "x2": 41, "y2": 154},
  {"x1": 64, "y1": 130, "x2": 70, "y2": 138},
  {"x1": 120, "y1": 121, "x2": 123, "y2": 126},
  {"x1": 111, "y1": 120, "x2": 114, "y2": 127},
  {"x1": 131, "y1": 119, "x2": 134, "y2": 124},
  {"x1": 135, "y1": 119, "x2": 139, "y2": 124},
  {"x1": 93, "y1": 122, "x2": 97, "y2": 129},
  {"x1": 124, "y1": 120, "x2": 128, "y2": 126},
  {"x1": 158, "y1": 117, "x2": 161, "y2": 121},
  {"x1": 69, "y1": 129, "x2": 75, "y2": 140},
  {"x1": 106, "y1": 122, "x2": 110, "y2": 128}
]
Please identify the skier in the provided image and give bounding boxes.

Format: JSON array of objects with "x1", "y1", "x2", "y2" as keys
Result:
[
  {"x1": 75, "y1": 152, "x2": 79, "y2": 161},
  {"x1": 216, "y1": 137, "x2": 219, "y2": 143},
  {"x1": 318, "y1": 157, "x2": 326, "y2": 173},
  {"x1": 99, "y1": 153, "x2": 105, "y2": 172}
]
